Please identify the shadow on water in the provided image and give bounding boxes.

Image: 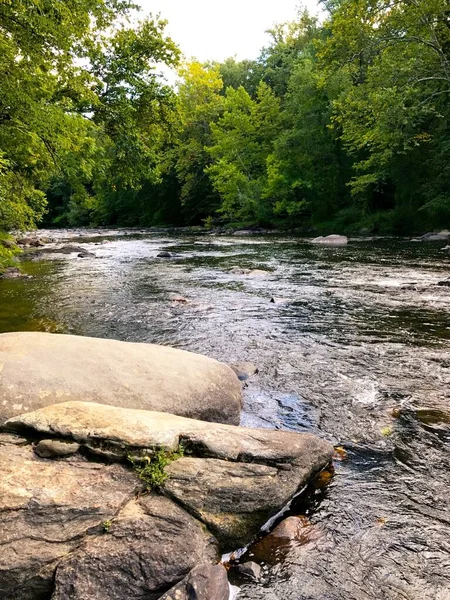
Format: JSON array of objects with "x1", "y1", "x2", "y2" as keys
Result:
[{"x1": 1, "y1": 230, "x2": 450, "y2": 599}]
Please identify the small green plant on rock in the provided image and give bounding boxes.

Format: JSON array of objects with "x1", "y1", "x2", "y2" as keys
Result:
[
  {"x1": 102, "y1": 520, "x2": 112, "y2": 533},
  {"x1": 128, "y1": 446, "x2": 184, "y2": 491}
]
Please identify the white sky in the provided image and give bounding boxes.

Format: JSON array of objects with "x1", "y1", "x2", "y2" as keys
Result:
[{"x1": 138, "y1": 1, "x2": 321, "y2": 62}]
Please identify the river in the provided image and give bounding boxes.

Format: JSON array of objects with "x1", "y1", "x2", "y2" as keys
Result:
[{"x1": 1, "y1": 229, "x2": 449, "y2": 600}]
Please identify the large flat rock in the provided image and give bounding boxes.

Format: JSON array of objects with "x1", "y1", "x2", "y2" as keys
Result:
[
  {"x1": 4, "y1": 401, "x2": 333, "y2": 550},
  {"x1": 0, "y1": 440, "x2": 138, "y2": 600},
  {"x1": 51, "y1": 496, "x2": 218, "y2": 600},
  {"x1": 0, "y1": 332, "x2": 242, "y2": 425},
  {"x1": 4, "y1": 401, "x2": 334, "y2": 468}
]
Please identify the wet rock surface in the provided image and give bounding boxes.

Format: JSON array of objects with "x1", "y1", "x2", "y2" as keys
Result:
[
  {"x1": 0, "y1": 332, "x2": 242, "y2": 425},
  {"x1": 160, "y1": 564, "x2": 230, "y2": 600}
]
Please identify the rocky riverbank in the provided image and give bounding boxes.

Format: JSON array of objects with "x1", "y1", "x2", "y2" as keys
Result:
[{"x1": 0, "y1": 333, "x2": 333, "y2": 600}]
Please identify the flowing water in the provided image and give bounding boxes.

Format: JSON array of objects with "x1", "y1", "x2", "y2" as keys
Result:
[{"x1": 1, "y1": 230, "x2": 450, "y2": 599}]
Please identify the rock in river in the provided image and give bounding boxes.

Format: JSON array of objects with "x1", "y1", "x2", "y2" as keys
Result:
[
  {"x1": 160, "y1": 564, "x2": 230, "y2": 600},
  {"x1": 310, "y1": 235, "x2": 348, "y2": 247},
  {"x1": 0, "y1": 332, "x2": 242, "y2": 425},
  {"x1": 0, "y1": 400, "x2": 332, "y2": 599},
  {"x1": 4, "y1": 401, "x2": 333, "y2": 550},
  {"x1": 229, "y1": 361, "x2": 258, "y2": 381}
]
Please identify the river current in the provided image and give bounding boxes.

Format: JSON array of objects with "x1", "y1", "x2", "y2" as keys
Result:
[{"x1": 1, "y1": 229, "x2": 450, "y2": 600}]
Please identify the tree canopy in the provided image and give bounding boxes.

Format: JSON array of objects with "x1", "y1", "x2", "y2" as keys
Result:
[{"x1": 1, "y1": 0, "x2": 449, "y2": 247}]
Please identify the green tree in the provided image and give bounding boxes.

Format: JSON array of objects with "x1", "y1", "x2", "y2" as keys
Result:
[
  {"x1": 173, "y1": 61, "x2": 224, "y2": 224},
  {"x1": 207, "y1": 82, "x2": 281, "y2": 223},
  {"x1": 320, "y1": 0, "x2": 450, "y2": 230}
]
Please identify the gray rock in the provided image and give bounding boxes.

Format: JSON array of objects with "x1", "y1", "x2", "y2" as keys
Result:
[
  {"x1": 34, "y1": 439, "x2": 81, "y2": 458},
  {"x1": 157, "y1": 251, "x2": 172, "y2": 258},
  {"x1": 160, "y1": 564, "x2": 230, "y2": 600},
  {"x1": 420, "y1": 232, "x2": 450, "y2": 242},
  {"x1": 77, "y1": 251, "x2": 95, "y2": 258},
  {"x1": 0, "y1": 332, "x2": 242, "y2": 425},
  {"x1": 270, "y1": 297, "x2": 290, "y2": 305},
  {"x1": 238, "y1": 561, "x2": 261, "y2": 581},
  {"x1": 4, "y1": 402, "x2": 333, "y2": 468},
  {"x1": 311, "y1": 235, "x2": 348, "y2": 247},
  {"x1": 16, "y1": 237, "x2": 34, "y2": 246},
  {"x1": 28, "y1": 245, "x2": 92, "y2": 256},
  {"x1": 164, "y1": 451, "x2": 331, "y2": 549},
  {"x1": 29, "y1": 239, "x2": 45, "y2": 247},
  {"x1": 0, "y1": 239, "x2": 16, "y2": 249},
  {"x1": 0, "y1": 267, "x2": 23, "y2": 279},
  {"x1": 229, "y1": 268, "x2": 270, "y2": 276},
  {"x1": 229, "y1": 362, "x2": 258, "y2": 381},
  {"x1": 0, "y1": 443, "x2": 138, "y2": 600},
  {"x1": 51, "y1": 496, "x2": 218, "y2": 600}
]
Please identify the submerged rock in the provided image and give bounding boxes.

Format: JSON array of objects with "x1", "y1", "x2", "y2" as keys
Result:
[
  {"x1": 229, "y1": 267, "x2": 270, "y2": 276},
  {"x1": 237, "y1": 561, "x2": 262, "y2": 581},
  {"x1": 311, "y1": 235, "x2": 348, "y2": 247},
  {"x1": 170, "y1": 293, "x2": 190, "y2": 304},
  {"x1": 160, "y1": 564, "x2": 230, "y2": 600},
  {"x1": 229, "y1": 361, "x2": 258, "y2": 381},
  {"x1": 247, "y1": 516, "x2": 320, "y2": 565},
  {"x1": 0, "y1": 332, "x2": 242, "y2": 425},
  {"x1": 157, "y1": 251, "x2": 172, "y2": 258}
]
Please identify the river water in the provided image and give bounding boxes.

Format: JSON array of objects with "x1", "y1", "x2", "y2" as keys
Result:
[{"x1": 1, "y1": 230, "x2": 450, "y2": 599}]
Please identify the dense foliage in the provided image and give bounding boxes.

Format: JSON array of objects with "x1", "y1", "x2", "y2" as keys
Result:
[{"x1": 0, "y1": 0, "x2": 449, "y2": 244}]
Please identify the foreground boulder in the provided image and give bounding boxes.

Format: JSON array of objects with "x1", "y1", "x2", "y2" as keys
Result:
[
  {"x1": 0, "y1": 440, "x2": 138, "y2": 599},
  {"x1": 164, "y1": 458, "x2": 317, "y2": 548},
  {"x1": 51, "y1": 496, "x2": 218, "y2": 600},
  {"x1": 4, "y1": 402, "x2": 333, "y2": 552},
  {"x1": 0, "y1": 332, "x2": 242, "y2": 425},
  {"x1": 311, "y1": 235, "x2": 348, "y2": 247}
]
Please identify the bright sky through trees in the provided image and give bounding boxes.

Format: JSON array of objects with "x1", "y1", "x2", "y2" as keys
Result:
[{"x1": 139, "y1": 0, "x2": 320, "y2": 60}]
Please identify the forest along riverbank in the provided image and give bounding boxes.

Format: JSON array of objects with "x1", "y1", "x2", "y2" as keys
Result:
[{"x1": 1, "y1": 229, "x2": 450, "y2": 599}]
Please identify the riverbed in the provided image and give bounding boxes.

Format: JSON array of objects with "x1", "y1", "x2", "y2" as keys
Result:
[{"x1": 1, "y1": 230, "x2": 449, "y2": 599}]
